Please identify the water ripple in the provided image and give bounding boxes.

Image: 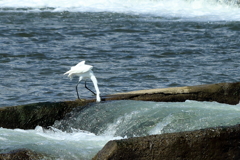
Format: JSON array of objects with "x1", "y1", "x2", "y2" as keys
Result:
[{"x1": 0, "y1": 12, "x2": 240, "y2": 107}]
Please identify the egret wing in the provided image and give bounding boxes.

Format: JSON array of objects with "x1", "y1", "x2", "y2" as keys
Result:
[
  {"x1": 75, "y1": 61, "x2": 85, "y2": 67},
  {"x1": 73, "y1": 64, "x2": 93, "y2": 74},
  {"x1": 64, "y1": 64, "x2": 93, "y2": 75}
]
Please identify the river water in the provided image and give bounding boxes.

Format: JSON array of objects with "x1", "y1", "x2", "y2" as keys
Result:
[{"x1": 0, "y1": 0, "x2": 240, "y2": 159}]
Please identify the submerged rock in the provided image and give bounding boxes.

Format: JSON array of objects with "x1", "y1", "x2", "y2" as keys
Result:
[
  {"x1": 0, "y1": 149, "x2": 48, "y2": 160},
  {"x1": 93, "y1": 124, "x2": 240, "y2": 160}
]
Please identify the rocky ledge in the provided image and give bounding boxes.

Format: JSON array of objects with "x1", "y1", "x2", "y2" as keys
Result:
[
  {"x1": 1, "y1": 82, "x2": 240, "y2": 129},
  {"x1": 107, "y1": 81, "x2": 240, "y2": 105}
]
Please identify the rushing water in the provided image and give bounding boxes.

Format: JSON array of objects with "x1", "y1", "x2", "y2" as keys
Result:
[
  {"x1": 1, "y1": 100, "x2": 240, "y2": 159},
  {"x1": 0, "y1": 0, "x2": 240, "y2": 159}
]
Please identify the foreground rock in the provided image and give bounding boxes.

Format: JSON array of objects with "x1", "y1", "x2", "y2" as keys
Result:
[
  {"x1": 93, "y1": 124, "x2": 240, "y2": 160},
  {"x1": 107, "y1": 82, "x2": 240, "y2": 105}
]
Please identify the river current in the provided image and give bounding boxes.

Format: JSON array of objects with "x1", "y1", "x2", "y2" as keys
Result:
[
  {"x1": 0, "y1": 0, "x2": 240, "y2": 159},
  {"x1": 0, "y1": 0, "x2": 240, "y2": 107}
]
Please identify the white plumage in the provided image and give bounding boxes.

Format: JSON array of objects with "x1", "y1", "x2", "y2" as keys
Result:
[{"x1": 64, "y1": 61, "x2": 101, "y2": 102}]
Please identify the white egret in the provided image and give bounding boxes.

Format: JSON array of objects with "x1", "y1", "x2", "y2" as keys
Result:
[{"x1": 64, "y1": 61, "x2": 101, "y2": 102}]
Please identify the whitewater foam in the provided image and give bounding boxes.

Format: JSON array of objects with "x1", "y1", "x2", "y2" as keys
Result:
[
  {"x1": 0, "y1": 0, "x2": 239, "y2": 21},
  {"x1": 0, "y1": 126, "x2": 121, "y2": 159},
  {"x1": 148, "y1": 114, "x2": 175, "y2": 135}
]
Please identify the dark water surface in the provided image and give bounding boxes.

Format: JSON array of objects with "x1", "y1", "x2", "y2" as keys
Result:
[{"x1": 0, "y1": 11, "x2": 240, "y2": 107}]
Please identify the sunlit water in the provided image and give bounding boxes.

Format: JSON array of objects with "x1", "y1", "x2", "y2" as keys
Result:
[
  {"x1": 1, "y1": 100, "x2": 240, "y2": 159},
  {"x1": 1, "y1": 0, "x2": 240, "y2": 159}
]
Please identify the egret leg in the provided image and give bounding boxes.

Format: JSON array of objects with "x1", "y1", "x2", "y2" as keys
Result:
[
  {"x1": 85, "y1": 81, "x2": 96, "y2": 95},
  {"x1": 76, "y1": 81, "x2": 80, "y2": 99}
]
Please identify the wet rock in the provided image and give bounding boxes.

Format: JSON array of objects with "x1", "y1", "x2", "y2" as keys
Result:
[
  {"x1": 107, "y1": 82, "x2": 240, "y2": 105},
  {"x1": 0, "y1": 149, "x2": 48, "y2": 160},
  {"x1": 1, "y1": 82, "x2": 240, "y2": 129},
  {"x1": 93, "y1": 124, "x2": 240, "y2": 160},
  {"x1": 0, "y1": 100, "x2": 93, "y2": 129}
]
